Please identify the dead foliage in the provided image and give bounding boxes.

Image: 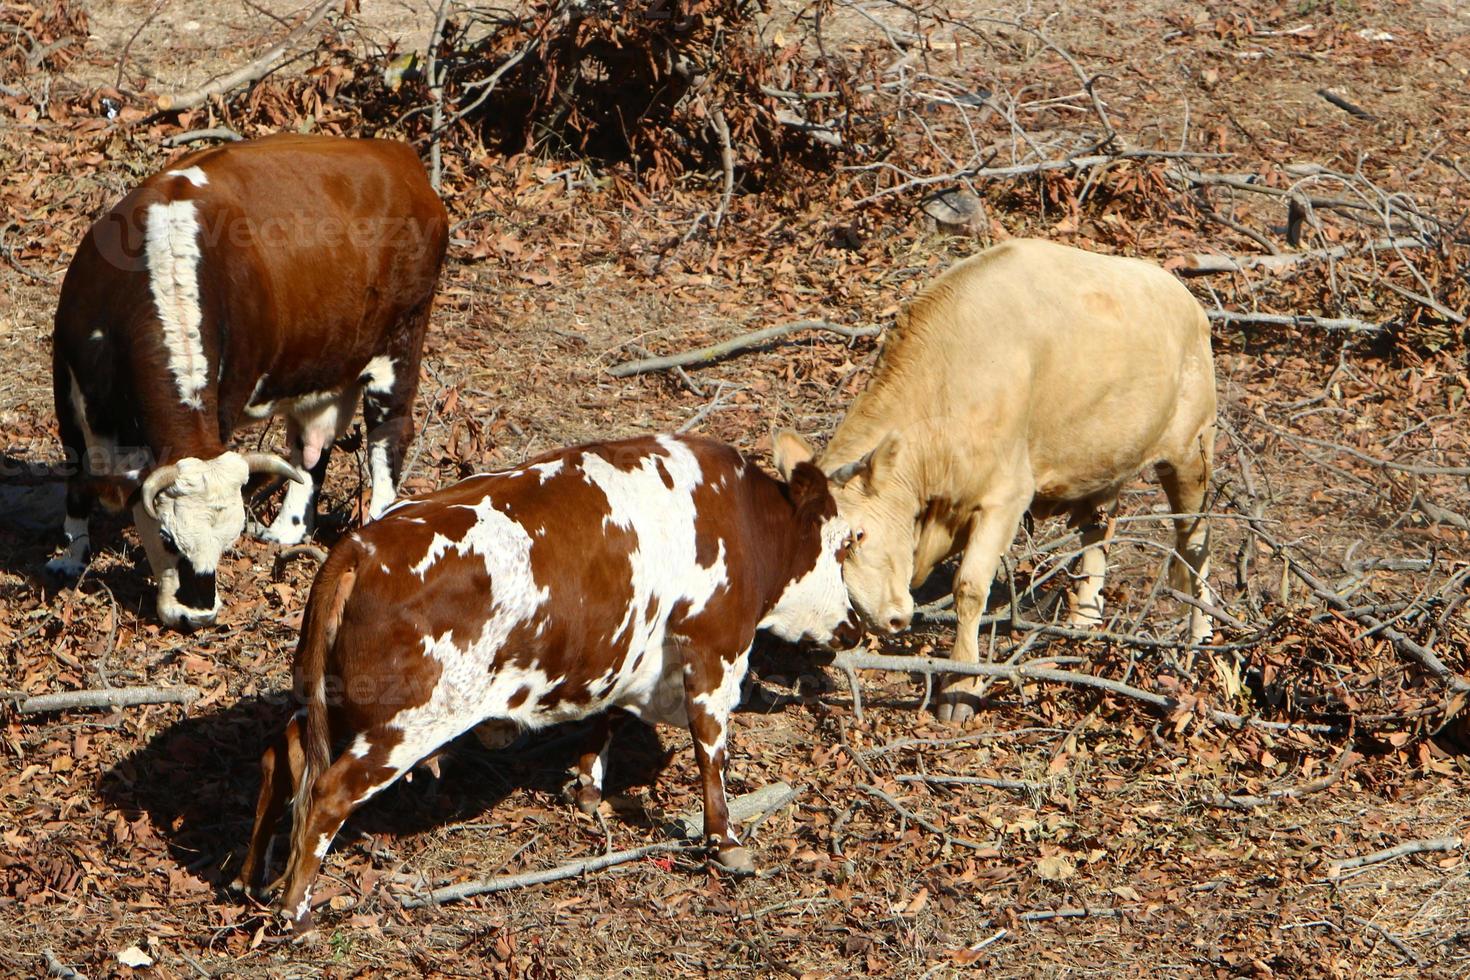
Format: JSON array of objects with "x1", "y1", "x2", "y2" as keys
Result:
[{"x1": 1, "y1": 0, "x2": 1468, "y2": 976}]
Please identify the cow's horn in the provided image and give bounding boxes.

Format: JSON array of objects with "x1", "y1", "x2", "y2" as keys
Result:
[
  {"x1": 828, "y1": 458, "x2": 867, "y2": 487},
  {"x1": 243, "y1": 452, "x2": 308, "y2": 485},
  {"x1": 140, "y1": 464, "x2": 181, "y2": 519}
]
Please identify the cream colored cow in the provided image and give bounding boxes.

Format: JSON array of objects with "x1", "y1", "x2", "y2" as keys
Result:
[{"x1": 812, "y1": 238, "x2": 1217, "y2": 723}]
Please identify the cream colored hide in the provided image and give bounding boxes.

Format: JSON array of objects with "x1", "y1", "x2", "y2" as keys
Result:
[{"x1": 818, "y1": 238, "x2": 1217, "y2": 724}]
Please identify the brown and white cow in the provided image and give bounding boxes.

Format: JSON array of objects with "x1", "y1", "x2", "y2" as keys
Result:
[
  {"x1": 49, "y1": 133, "x2": 448, "y2": 629},
  {"x1": 234, "y1": 432, "x2": 859, "y2": 930},
  {"x1": 813, "y1": 238, "x2": 1218, "y2": 723}
]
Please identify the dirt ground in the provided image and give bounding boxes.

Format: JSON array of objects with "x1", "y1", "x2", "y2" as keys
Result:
[{"x1": 2, "y1": 0, "x2": 1469, "y2": 977}]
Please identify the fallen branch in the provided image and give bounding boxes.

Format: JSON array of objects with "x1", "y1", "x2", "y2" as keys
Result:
[
  {"x1": 1318, "y1": 88, "x2": 1375, "y2": 120},
  {"x1": 1346, "y1": 916, "x2": 1425, "y2": 967},
  {"x1": 1019, "y1": 907, "x2": 1124, "y2": 923},
  {"x1": 155, "y1": 0, "x2": 337, "y2": 111},
  {"x1": 400, "y1": 840, "x2": 690, "y2": 908},
  {"x1": 1327, "y1": 836, "x2": 1460, "y2": 876},
  {"x1": 42, "y1": 950, "x2": 88, "y2": 980},
  {"x1": 1251, "y1": 527, "x2": 1470, "y2": 693},
  {"x1": 709, "y1": 104, "x2": 736, "y2": 229},
  {"x1": 665, "y1": 782, "x2": 798, "y2": 840},
  {"x1": 273, "y1": 544, "x2": 329, "y2": 581},
  {"x1": 609, "y1": 321, "x2": 880, "y2": 378},
  {"x1": 13, "y1": 685, "x2": 200, "y2": 715},
  {"x1": 161, "y1": 127, "x2": 243, "y2": 147},
  {"x1": 1206, "y1": 309, "x2": 1384, "y2": 336},
  {"x1": 1171, "y1": 235, "x2": 1427, "y2": 275},
  {"x1": 833, "y1": 650, "x2": 1341, "y2": 735},
  {"x1": 1210, "y1": 741, "x2": 1358, "y2": 810}
]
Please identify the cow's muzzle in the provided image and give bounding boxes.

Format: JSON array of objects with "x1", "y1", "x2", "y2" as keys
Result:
[{"x1": 832, "y1": 614, "x2": 864, "y2": 650}]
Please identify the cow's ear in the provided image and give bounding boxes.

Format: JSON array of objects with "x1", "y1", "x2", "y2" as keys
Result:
[
  {"x1": 829, "y1": 432, "x2": 901, "y2": 494},
  {"x1": 785, "y1": 461, "x2": 830, "y2": 511},
  {"x1": 772, "y1": 428, "x2": 817, "y2": 481}
]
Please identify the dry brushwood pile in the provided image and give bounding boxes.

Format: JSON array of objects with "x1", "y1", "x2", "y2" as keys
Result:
[{"x1": 2, "y1": 0, "x2": 1469, "y2": 975}]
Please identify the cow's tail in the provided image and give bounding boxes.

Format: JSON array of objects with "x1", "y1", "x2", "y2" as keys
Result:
[{"x1": 286, "y1": 541, "x2": 359, "y2": 867}]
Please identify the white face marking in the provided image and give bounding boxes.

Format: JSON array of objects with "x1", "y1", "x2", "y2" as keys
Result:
[
  {"x1": 759, "y1": 513, "x2": 855, "y2": 645},
  {"x1": 149, "y1": 452, "x2": 250, "y2": 578},
  {"x1": 831, "y1": 486, "x2": 918, "y2": 629},
  {"x1": 88, "y1": 329, "x2": 104, "y2": 341},
  {"x1": 166, "y1": 167, "x2": 208, "y2": 187},
  {"x1": 144, "y1": 200, "x2": 208, "y2": 409},
  {"x1": 360, "y1": 355, "x2": 396, "y2": 395}
]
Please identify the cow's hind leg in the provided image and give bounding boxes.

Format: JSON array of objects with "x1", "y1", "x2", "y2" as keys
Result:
[
  {"x1": 361, "y1": 301, "x2": 431, "y2": 521},
  {"x1": 938, "y1": 494, "x2": 1032, "y2": 725},
  {"x1": 46, "y1": 364, "x2": 95, "y2": 582},
  {"x1": 570, "y1": 713, "x2": 615, "y2": 815},
  {"x1": 1066, "y1": 498, "x2": 1118, "y2": 629},
  {"x1": 1157, "y1": 425, "x2": 1215, "y2": 645},
  {"x1": 274, "y1": 727, "x2": 408, "y2": 933},
  {"x1": 234, "y1": 712, "x2": 306, "y2": 897}
]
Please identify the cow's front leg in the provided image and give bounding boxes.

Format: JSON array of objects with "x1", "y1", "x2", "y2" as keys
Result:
[
  {"x1": 681, "y1": 642, "x2": 755, "y2": 874},
  {"x1": 938, "y1": 496, "x2": 1031, "y2": 725},
  {"x1": 260, "y1": 391, "x2": 355, "y2": 544}
]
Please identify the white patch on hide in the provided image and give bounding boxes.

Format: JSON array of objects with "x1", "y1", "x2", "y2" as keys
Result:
[
  {"x1": 166, "y1": 166, "x2": 208, "y2": 187},
  {"x1": 360, "y1": 355, "x2": 396, "y2": 395},
  {"x1": 144, "y1": 200, "x2": 208, "y2": 409}
]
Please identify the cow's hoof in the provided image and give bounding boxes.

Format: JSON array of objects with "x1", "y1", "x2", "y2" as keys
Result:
[
  {"x1": 44, "y1": 557, "x2": 85, "y2": 585},
  {"x1": 254, "y1": 520, "x2": 307, "y2": 546},
  {"x1": 713, "y1": 845, "x2": 756, "y2": 876},
  {"x1": 936, "y1": 696, "x2": 978, "y2": 726},
  {"x1": 574, "y1": 784, "x2": 602, "y2": 815}
]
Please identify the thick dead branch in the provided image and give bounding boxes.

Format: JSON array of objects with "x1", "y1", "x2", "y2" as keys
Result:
[
  {"x1": 665, "y1": 782, "x2": 798, "y2": 840},
  {"x1": 401, "y1": 841, "x2": 690, "y2": 907},
  {"x1": 1346, "y1": 916, "x2": 1425, "y2": 967},
  {"x1": 1206, "y1": 310, "x2": 1384, "y2": 335},
  {"x1": 1327, "y1": 836, "x2": 1461, "y2": 875},
  {"x1": 709, "y1": 105, "x2": 736, "y2": 229},
  {"x1": 833, "y1": 651, "x2": 1341, "y2": 735},
  {"x1": 1172, "y1": 236, "x2": 1427, "y2": 275},
  {"x1": 609, "y1": 321, "x2": 880, "y2": 377},
  {"x1": 1317, "y1": 88, "x2": 1375, "y2": 120},
  {"x1": 155, "y1": 0, "x2": 337, "y2": 111},
  {"x1": 14, "y1": 685, "x2": 200, "y2": 714}
]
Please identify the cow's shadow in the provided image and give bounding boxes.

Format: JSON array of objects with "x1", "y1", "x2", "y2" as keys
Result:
[{"x1": 98, "y1": 694, "x2": 675, "y2": 893}]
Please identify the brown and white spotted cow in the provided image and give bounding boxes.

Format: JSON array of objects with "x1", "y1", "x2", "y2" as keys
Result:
[
  {"x1": 235, "y1": 432, "x2": 860, "y2": 930},
  {"x1": 49, "y1": 133, "x2": 448, "y2": 628}
]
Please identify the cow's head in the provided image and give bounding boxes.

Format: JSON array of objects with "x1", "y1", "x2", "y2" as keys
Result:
[
  {"x1": 138, "y1": 451, "x2": 306, "y2": 628},
  {"x1": 760, "y1": 431, "x2": 861, "y2": 649},
  {"x1": 823, "y1": 430, "x2": 921, "y2": 635}
]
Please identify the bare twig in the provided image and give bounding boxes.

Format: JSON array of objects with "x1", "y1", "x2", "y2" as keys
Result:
[
  {"x1": 1019, "y1": 907, "x2": 1124, "y2": 923},
  {"x1": 1206, "y1": 310, "x2": 1384, "y2": 336},
  {"x1": 1173, "y1": 235, "x2": 1427, "y2": 275},
  {"x1": 424, "y1": 0, "x2": 451, "y2": 192},
  {"x1": 832, "y1": 651, "x2": 1342, "y2": 735},
  {"x1": 856, "y1": 783, "x2": 991, "y2": 851},
  {"x1": 1210, "y1": 742, "x2": 1358, "y2": 809},
  {"x1": 161, "y1": 127, "x2": 243, "y2": 147},
  {"x1": 1327, "y1": 836, "x2": 1461, "y2": 875},
  {"x1": 1346, "y1": 916, "x2": 1425, "y2": 967},
  {"x1": 155, "y1": 0, "x2": 337, "y2": 111},
  {"x1": 608, "y1": 321, "x2": 880, "y2": 378},
  {"x1": 896, "y1": 773, "x2": 1040, "y2": 793},
  {"x1": 13, "y1": 686, "x2": 200, "y2": 715},
  {"x1": 709, "y1": 105, "x2": 736, "y2": 230},
  {"x1": 401, "y1": 840, "x2": 690, "y2": 907}
]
